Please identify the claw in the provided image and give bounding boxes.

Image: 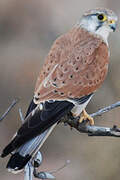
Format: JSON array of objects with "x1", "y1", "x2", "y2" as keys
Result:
[{"x1": 79, "y1": 109, "x2": 94, "y2": 125}]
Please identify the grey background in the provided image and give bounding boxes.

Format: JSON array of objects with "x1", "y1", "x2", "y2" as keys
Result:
[{"x1": 0, "y1": 0, "x2": 120, "y2": 179}]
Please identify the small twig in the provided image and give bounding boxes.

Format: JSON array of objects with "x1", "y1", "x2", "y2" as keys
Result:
[
  {"x1": 90, "y1": 101, "x2": 120, "y2": 117},
  {"x1": 0, "y1": 98, "x2": 19, "y2": 122},
  {"x1": 24, "y1": 162, "x2": 34, "y2": 180},
  {"x1": 19, "y1": 108, "x2": 24, "y2": 123},
  {"x1": 24, "y1": 151, "x2": 55, "y2": 180},
  {"x1": 50, "y1": 160, "x2": 71, "y2": 174},
  {"x1": 33, "y1": 169, "x2": 55, "y2": 179},
  {"x1": 33, "y1": 154, "x2": 70, "y2": 179}
]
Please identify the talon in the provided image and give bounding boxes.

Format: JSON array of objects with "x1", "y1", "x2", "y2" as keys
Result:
[{"x1": 79, "y1": 109, "x2": 94, "y2": 125}]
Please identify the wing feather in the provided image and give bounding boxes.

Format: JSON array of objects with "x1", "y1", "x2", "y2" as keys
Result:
[{"x1": 34, "y1": 27, "x2": 109, "y2": 104}]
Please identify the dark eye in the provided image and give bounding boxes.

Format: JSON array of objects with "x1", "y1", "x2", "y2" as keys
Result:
[
  {"x1": 97, "y1": 14, "x2": 104, "y2": 20},
  {"x1": 97, "y1": 14, "x2": 107, "y2": 21}
]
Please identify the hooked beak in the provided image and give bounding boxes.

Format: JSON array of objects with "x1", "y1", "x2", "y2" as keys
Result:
[{"x1": 108, "y1": 20, "x2": 117, "y2": 32}]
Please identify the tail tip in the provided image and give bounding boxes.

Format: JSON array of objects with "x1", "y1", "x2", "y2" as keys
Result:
[
  {"x1": 7, "y1": 167, "x2": 23, "y2": 174},
  {"x1": 6, "y1": 153, "x2": 31, "y2": 173},
  {"x1": 0, "y1": 152, "x2": 6, "y2": 158}
]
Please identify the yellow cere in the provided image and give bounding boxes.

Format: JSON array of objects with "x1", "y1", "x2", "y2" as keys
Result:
[{"x1": 109, "y1": 20, "x2": 115, "y2": 24}]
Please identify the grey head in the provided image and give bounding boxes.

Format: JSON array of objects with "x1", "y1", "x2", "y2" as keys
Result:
[{"x1": 78, "y1": 8, "x2": 118, "y2": 43}]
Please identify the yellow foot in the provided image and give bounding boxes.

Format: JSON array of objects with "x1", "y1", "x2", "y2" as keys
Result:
[{"x1": 79, "y1": 109, "x2": 94, "y2": 125}]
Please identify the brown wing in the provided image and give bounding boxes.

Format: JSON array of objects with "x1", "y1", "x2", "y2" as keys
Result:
[{"x1": 34, "y1": 27, "x2": 109, "y2": 104}]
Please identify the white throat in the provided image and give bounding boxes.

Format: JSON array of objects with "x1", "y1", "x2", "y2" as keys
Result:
[
  {"x1": 79, "y1": 18, "x2": 110, "y2": 45},
  {"x1": 95, "y1": 26, "x2": 110, "y2": 45}
]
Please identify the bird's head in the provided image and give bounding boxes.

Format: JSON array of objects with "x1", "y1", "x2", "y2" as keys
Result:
[{"x1": 79, "y1": 8, "x2": 118, "y2": 42}]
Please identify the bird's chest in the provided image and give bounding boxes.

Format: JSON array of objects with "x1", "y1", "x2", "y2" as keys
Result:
[{"x1": 71, "y1": 42, "x2": 109, "y2": 97}]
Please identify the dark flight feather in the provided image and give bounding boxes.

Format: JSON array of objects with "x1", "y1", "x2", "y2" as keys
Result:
[{"x1": 1, "y1": 100, "x2": 74, "y2": 157}]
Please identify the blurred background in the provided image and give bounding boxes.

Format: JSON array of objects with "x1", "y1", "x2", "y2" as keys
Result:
[{"x1": 0, "y1": 0, "x2": 120, "y2": 179}]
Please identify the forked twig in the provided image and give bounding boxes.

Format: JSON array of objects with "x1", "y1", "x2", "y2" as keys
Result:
[{"x1": 0, "y1": 98, "x2": 19, "y2": 122}]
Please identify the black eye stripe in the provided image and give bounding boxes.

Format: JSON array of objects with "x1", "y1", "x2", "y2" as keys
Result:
[{"x1": 91, "y1": 13, "x2": 106, "y2": 19}]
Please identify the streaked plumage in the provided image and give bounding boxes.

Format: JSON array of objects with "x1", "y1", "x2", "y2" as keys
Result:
[{"x1": 1, "y1": 8, "x2": 118, "y2": 173}]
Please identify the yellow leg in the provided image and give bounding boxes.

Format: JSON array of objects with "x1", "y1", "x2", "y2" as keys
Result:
[{"x1": 79, "y1": 109, "x2": 94, "y2": 125}]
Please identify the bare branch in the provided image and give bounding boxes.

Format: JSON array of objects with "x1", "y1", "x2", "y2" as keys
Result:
[
  {"x1": 62, "y1": 100, "x2": 120, "y2": 137},
  {"x1": 24, "y1": 100, "x2": 120, "y2": 180},
  {"x1": 2, "y1": 99, "x2": 120, "y2": 179},
  {"x1": 90, "y1": 101, "x2": 120, "y2": 117},
  {"x1": 0, "y1": 98, "x2": 19, "y2": 122},
  {"x1": 65, "y1": 114, "x2": 120, "y2": 137}
]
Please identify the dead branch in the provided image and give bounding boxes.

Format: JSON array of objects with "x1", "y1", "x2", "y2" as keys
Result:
[
  {"x1": 25, "y1": 100, "x2": 120, "y2": 180},
  {"x1": 0, "y1": 98, "x2": 19, "y2": 122},
  {"x1": 1, "y1": 99, "x2": 120, "y2": 180},
  {"x1": 62, "y1": 100, "x2": 120, "y2": 137},
  {"x1": 63, "y1": 113, "x2": 120, "y2": 137}
]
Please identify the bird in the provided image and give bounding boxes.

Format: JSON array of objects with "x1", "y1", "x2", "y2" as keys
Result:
[{"x1": 1, "y1": 8, "x2": 118, "y2": 173}]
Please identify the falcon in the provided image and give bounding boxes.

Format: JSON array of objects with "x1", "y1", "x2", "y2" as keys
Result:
[{"x1": 1, "y1": 8, "x2": 118, "y2": 173}]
